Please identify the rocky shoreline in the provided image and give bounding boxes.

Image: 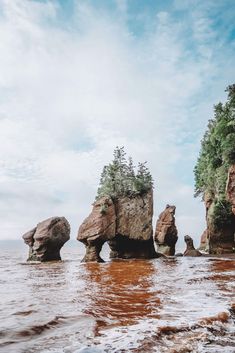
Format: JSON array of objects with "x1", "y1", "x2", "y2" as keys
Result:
[{"x1": 22, "y1": 164, "x2": 235, "y2": 263}]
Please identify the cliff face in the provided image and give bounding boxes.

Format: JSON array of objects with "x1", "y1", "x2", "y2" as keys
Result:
[
  {"x1": 226, "y1": 164, "x2": 235, "y2": 215},
  {"x1": 154, "y1": 205, "x2": 178, "y2": 255},
  {"x1": 78, "y1": 191, "x2": 157, "y2": 261},
  {"x1": 199, "y1": 229, "x2": 208, "y2": 251},
  {"x1": 109, "y1": 191, "x2": 156, "y2": 259},
  {"x1": 115, "y1": 191, "x2": 153, "y2": 241},
  {"x1": 194, "y1": 85, "x2": 235, "y2": 255},
  {"x1": 202, "y1": 187, "x2": 235, "y2": 254}
]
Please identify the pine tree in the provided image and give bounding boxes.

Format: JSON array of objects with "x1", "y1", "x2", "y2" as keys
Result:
[
  {"x1": 194, "y1": 84, "x2": 235, "y2": 229},
  {"x1": 96, "y1": 147, "x2": 153, "y2": 200}
]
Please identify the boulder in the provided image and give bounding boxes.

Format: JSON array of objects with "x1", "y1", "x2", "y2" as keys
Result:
[
  {"x1": 183, "y1": 235, "x2": 202, "y2": 257},
  {"x1": 23, "y1": 217, "x2": 70, "y2": 261},
  {"x1": 77, "y1": 196, "x2": 116, "y2": 262},
  {"x1": 226, "y1": 164, "x2": 235, "y2": 215},
  {"x1": 154, "y1": 205, "x2": 178, "y2": 255}
]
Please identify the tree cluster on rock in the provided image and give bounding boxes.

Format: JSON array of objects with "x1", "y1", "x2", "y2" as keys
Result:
[
  {"x1": 23, "y1": 145, "x2": 210, "y2": 262},
  {"x1": 96, "y1": 147, "x2": 153, "y2": 200},
  {"x1": 194, "y1": 84, "x2": 235, "y2": 253},
  {"x1": 76, "y1": 147, "x2": 160, "y2": 261}
]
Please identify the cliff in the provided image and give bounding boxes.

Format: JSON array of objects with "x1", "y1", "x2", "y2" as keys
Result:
[
  {"x1": 200, "y1": 188, "x2": 235, "y2": 254},
  {"x1": 195, "y1": 85, "x2": 235, "y2": 254},
  {"x1": 226, "y1": 164, "x2": 235, "y2": 215}
]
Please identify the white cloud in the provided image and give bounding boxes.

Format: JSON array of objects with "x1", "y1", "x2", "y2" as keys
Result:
[{"x1": 0, "y1": 0, "x2": 234, "y2": 251}]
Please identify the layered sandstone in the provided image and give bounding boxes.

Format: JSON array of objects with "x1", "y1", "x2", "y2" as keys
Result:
[
  {"x1": 109, "y1": 191, "x2": 157, "y2": 259},
  {"x1": 199, "y1": 229, "x2": 208, "y2": 251},
  {"x1": 154, "y1": 205, "x2": 178, "y2": 255},
  {"x1": 226, "y1": 164, "x2": 235, "y2": 215},
  {"x1": 23, "y1": 217, "x2": 70, "y2": 261},
  {"x1": 77, "y1": 197, "x2": 116, "y2": 262},
  {"x1": 202, "y1": 190, "x2": 235, "y2": 254},
  {"x1": 78, "y1": 191, "x2": 159, "y2": 261}
]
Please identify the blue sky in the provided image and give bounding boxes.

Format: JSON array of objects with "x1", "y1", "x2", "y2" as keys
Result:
[{"x1": 0, "y1": 0, "x2": 234, "y2": 249}]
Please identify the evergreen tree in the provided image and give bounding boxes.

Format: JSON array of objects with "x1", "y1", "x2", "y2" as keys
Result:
[
  {"x1": 194, "y1": 84, "x2": 235, "y2": 228},
  {"x1": 96, "y1": 147, "x2": 153, "y2": 200}
]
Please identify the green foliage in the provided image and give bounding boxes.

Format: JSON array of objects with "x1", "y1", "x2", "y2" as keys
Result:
[
  {"x1": 194, "y1": 84, "x2": 235, "y2": 198},
  {"x1": 96, "y1": 147, "x2": 153, "y2": 200},
  {"x1": 194, "y1": 84, "x2": 235, "y2": 228},
  {"x1": 209, "y1": 199, "x2": 234, "y2": 231}
]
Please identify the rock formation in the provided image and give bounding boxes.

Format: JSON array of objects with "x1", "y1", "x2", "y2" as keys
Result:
[
  {"x1": 202, "y1": 190, "x2": 235, "y2": 254},
  {"x1": 184, "y1": 235, "x2": 202, "y2": 257},
  {"x1": 193, "y1": 86, "x2": 235, "y2": 255},
  {"x1": 78, "y1": 147, "x2": 162, "y2": 261},
  {"x1": 154, "y1": 205, "x2": 178, "y2": 255},
  {"x1": 226, "y1": 164, "x2": 235, "y2": 215},
  {"x1": 23, "y1": 217, "x2": 70, "y2": 261},
  {"x1": 109, "y1": 191, "x2": 158, "y2": 259},
  {"x1": 78, "y1": 191, "x2": 159, "y2": 261},
  {"x1": 77, "y1": 197, "x2": 116, "y2": 262},
  {"x1": 199, "y1": 229, "x2": 208, "y2": 251}
]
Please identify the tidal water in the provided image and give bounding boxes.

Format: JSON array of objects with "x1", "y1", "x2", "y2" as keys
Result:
[{"x1": 0, "y1": 242, "x2": 235, "y2": 353}]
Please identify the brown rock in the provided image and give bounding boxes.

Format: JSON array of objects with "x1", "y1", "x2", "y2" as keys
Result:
[
  {"x1": 23, "y1": 217, "x2": 70, "y2": 261},
  {"x1": 78, "y1": 191, "x2": 159, "y2": 261},
  {"x1": 109, "y1": 235, "x2": 159, "y2": 259},
  {"x1": 116, "y1": 191, "x2": 153, "y2": 241},
  {"x1": 204, "y1": 191, "x2": 213, "y2": 214},
  {"x1": 226, "y1": 164, "x2": 235, "y2": 215},
  {"x1": 108, "y1": 191, "x2": 158, "y2": 259},
  {"x1": 199, "y1": 229, "x2": 208, "y2": 251},
  {"x1": 203, "y1": 187, "x2": 235, "y2": 254},
  {"x1": 154, "y1": 205, "x2": 178, "y2": 255},
  {"x1": 184, "y1": 235, "x2": 202, "y2": 257},
  {"x1": 77, "y1": 196, "x2": 116, "y2": 262}
]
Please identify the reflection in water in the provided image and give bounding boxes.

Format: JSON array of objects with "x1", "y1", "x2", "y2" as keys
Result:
[
  {"x1": 83, "y1": 260, "x2": 161, "y2": 331},
  {"x1": 0, "y1": 246, "x2": 235, "y2": 353}
]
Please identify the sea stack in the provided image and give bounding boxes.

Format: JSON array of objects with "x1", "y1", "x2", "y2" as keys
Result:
[
  {"x1": 154, "y1": 205, "x2": 178, "y2": 255},
  {"x1": 77, "y1": 147, "x2": 159, "y2": 262},
  {"x1": 23, "y1": 217, "x2": 70, "y2": 261},
  {"x1": 184, "y1": 235, "x2": 202, "y2": 257}
]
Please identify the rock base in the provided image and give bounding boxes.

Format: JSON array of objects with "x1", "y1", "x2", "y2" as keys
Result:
[{"x1": 108, "y1": 235, "x2": 160, "y2": 259}]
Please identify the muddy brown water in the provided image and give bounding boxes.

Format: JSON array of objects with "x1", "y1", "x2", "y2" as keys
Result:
[{"x1": 0, "y1": 244, "x2": 235, "y2": 353}]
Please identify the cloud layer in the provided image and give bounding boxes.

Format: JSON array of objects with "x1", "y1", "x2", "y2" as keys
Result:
[{"x1": 0, "y1": 0, "x2": 234, "y2": 250}]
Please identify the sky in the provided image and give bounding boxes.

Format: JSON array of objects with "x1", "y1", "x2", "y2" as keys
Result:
[{"x1": 0, "y1": 0, "x2": 234, "y2": 250}]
